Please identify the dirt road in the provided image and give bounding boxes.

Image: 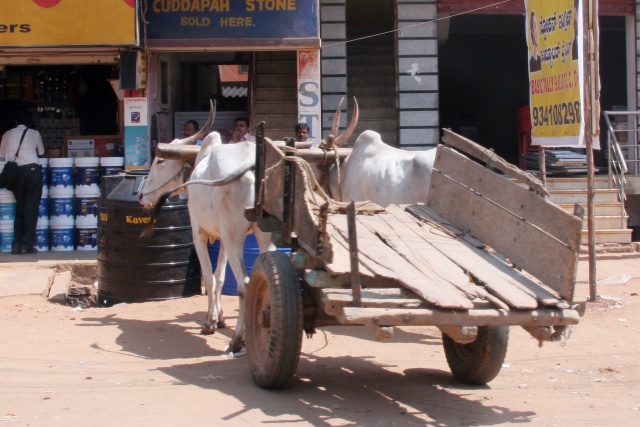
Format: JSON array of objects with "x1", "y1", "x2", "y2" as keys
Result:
[{"x1": 1, "y1": 259, "x2": 639, "y2": 426}]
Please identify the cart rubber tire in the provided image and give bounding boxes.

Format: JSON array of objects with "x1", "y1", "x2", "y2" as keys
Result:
[
  {"x1": 246, "y1": 251, "x2": 303, "y2": 389},
  {"x1": 442, "y1": 325, "x2": 509, "y2": 385}
]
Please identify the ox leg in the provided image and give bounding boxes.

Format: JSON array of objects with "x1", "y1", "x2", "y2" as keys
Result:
[
  {"x1": 223, "y1": 232, "x2": 250, "y2": 354},
  {"x1": 252, "y1": 226, "x2": 275, "y2": 253},
  {"x1": 194, "y1": 232, "x2": 224, "y2": 335},
  {"x1": 212, "y1": 242, "x2": 228, "y2": 328}
]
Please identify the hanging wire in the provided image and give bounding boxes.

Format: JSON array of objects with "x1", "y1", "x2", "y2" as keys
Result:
[{"x1": 322, "y1": 0, "x2": 516, "y2": 49}]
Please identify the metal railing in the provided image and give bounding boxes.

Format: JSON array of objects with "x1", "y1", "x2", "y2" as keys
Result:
[{"x1": 602, "y1": 110, "x2": 637, "y2": 227}]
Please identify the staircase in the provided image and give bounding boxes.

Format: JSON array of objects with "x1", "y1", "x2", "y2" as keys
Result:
[
  {"x1": 347, "y1": 34, "x2": 397, "y2": 146},
  {"x1": 253, "y1": 51, "x2": 298, "y2": 140},
  {"x1": 546, "y1": 176, "x2": 632, "y2": 245}
]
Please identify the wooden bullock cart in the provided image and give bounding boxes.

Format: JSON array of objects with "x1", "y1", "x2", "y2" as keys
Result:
[{"x1": 244, "y1": 126, "x2": 585, "y2": 389}]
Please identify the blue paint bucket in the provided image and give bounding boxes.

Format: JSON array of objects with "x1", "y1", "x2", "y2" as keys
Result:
[
  {"x1": 38, "y1": 186, "x2": 48, "y2": 220},
  {"x1": 49, "y1": 157, "x2": 74, "y2": 190},
  {"x1": 99, "y1": 157, "x2": 124, "y2": 178},
  {"x1": 38, "y1": 157, "x2": 49, "y2": 188},
  {"x1": 74, "y1": 157, "x2": 100, "y2": 192},
  {"x1": 74, "y1": 186, "x2": 99, "y2": 223},
  {"x1": 0, "y1": 220, "x2": 14, "y2": 252},
  {"x1": 0, "y1": 189, "x2": 16, "y2": 221},
  {"x1": 49, "y1": 186, "x2": 74, "y2": 223},
  {"x1": 36, "y1": 218, "x2": 49, "y2": 252},
  {"x1": 207, "y1": 233, "x2": 291, "y2": 296},
  {"x1": 75, "y1": 217, "x2": 97, "y2": 251},
  {"x1": 50, "y1": 223, "x2": 75, "y2": 251}
]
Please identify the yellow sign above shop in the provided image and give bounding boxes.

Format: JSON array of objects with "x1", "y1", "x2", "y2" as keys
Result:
[{"x1": 0, "y1": 0, "x2": 136, "y2": 47}]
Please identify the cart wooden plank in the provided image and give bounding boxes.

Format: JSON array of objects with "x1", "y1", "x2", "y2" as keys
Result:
[
  {"x1": 405, "y1": 204, "x2": 569, "y2": 309},
  {"x1": 428, "y1": 146, "x2": 581, "y2": 302},
  {"x1": 328, "y1": 215, "x2": 475, "y2": 310},
  {"x1": 339, "y1": 306, "x2": 581, "y2": 327},
  {"x1": 374, "y1": 205, "x2": 541, "y2": 309},
  {"x1": 354, "y1": 212, "x2": 488, "y2": 301}
]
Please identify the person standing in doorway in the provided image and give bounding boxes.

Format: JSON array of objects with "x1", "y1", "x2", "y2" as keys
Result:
[
  {"x1": 0, "y1": 110, "x2": 44, "y2": 254},
  {"x1": 230, "y1": 117, "x2": 255, "y2": 143},
  {"x1": 184, "y1": 119, "x2": 205, "y2": 146},
  {"x1": 295, "y1": 122, "x2": 310, "y2": 142}
]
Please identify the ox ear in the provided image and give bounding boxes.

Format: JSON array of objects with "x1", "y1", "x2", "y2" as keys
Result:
[
  {"x1": 176, "y1": 99, "x2": 217, "y2": 145},
  {"x1": 334, "y1": 97, "x2": 359, "y2": 147}
]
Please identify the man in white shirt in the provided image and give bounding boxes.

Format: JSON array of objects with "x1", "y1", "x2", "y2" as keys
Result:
[{"x1": 0, "y1": 110, "x2": 45, "y2": 254}]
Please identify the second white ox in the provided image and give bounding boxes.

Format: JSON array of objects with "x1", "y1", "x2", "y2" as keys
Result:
[
  {"x1": 333, "y1": 130, "x2": 437, "y2": 206},
  {"x1": 138, "y1": 106, "x2": 272, "y2": 354}
]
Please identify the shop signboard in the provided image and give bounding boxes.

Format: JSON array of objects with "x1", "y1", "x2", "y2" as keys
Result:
[
  {"x1": 0, "y1": 0, "x2": 137, "y2": 47},
  {"x1": 145, "y1": 0, "x2": 319, "y2": 48},
  {"x1": 297, "y1": 49, "x2": 321, "y2": 146},
  {"x1": 124, "y1": 97, "x2": 150, "y2": 168},
  {"x1": 525, "y1": 0, "x2": 599, "y2": 148}
]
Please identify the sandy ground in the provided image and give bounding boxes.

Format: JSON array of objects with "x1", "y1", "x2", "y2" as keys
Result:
[{"x1": 0, "y1": 259, "x2": 639, "y2": 426}]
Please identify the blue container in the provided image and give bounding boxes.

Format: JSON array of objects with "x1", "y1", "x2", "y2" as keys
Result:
[
  {"x1": 207, "y1": 233, "x2": 291, "y2": 296},
  {"x1": 49, "y1": 158, "x2": 74, "y2": 190},
  {"x1": 38, "y1": 187, "x2": 49, "y2": 220},
  {"x1": 76, "y1": 224, "x2": 98, "y2": 250},
  {"x1": 49, "y1": 192, "x2": 75, "y2": 220},
  {"x1": 74, "y1": 157, "x2": 100, "y2": 192},
  {"x1": 50, "y1": 224, "x2": 75, "y2": 251},
  {"x1": 74, "y1": 187, "x2": 99, "y2": 223},
  {"x1": 36, "y1": 226, "x2": 49, "y2": 252}
]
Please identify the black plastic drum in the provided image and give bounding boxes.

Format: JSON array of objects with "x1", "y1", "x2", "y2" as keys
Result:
[{"x1": 97, "y1": 170, "x2": 201, "y2": 305}]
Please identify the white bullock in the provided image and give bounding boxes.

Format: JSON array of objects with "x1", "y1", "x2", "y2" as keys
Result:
[
  {"x1": 334, "y1": 130, "x2": 437, "y2": 206},
  {"x1": 138, "y1": 100, "x2": 358, "y2": 355},
  {"x1": 138, "y1": 105, "x2": 274, "y2": 355}
]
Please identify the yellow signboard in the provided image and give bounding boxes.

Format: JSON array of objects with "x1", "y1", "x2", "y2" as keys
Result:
[
  {"x1": 526, "y1": 0, "x2": 584, "y2": 147},
  {"x1": 0, "y1": 0, "x2": 136, "y2": 47}
]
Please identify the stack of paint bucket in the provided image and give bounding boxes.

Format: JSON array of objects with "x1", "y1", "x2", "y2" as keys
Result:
[
  {"x1": 36, "y1": 157, "x2": 50, "y2": 251},
  {"x1": 0, "y1": 161, "x2": 17, "y2": 252},
  {"x1": 49, "y1": 158, "x2": 75, "y2": 251},
  {"x1": 99, "y1": 157, "x2": 125, "y2": 179},
  {"x1": 74, "y1": 157, "x2": 100, "y2": 251}
]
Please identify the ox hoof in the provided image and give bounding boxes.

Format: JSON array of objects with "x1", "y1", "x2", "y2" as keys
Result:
[
  {"x1": 216, "y1": 319, "x2": 226, "y2": 329},
  {"x1": 224, "y1": 342, "x2": 244, "y2": 355},
  {"x1": 222, "y1": 347, "x2": 246, "y2": 358},
  {"x1": 201, "y1": 325, "x2": 217, "y2": 335}
]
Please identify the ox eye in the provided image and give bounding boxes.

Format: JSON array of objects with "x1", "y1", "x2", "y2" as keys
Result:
[{"x1": 157, "y1": 159, "x2": 165, "y2": 164}]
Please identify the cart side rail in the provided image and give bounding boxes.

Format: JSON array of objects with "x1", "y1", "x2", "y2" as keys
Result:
[{"x1": 429, "y1": 130, "x2": 583, "y2": 302}]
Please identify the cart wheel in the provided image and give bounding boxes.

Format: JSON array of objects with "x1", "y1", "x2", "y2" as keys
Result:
[
  {"x1": 442, "y1": 326, "x2": 509, "y2": 385},
  {"x1": 246, "y1": 251, "x2": 303, "y2": 389}
]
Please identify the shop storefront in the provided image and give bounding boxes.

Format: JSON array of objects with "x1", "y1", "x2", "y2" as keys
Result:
[
  {"x1": 138, "y1": 0, "x2": 320, "y2": 163},
  {"x1": 0, "y1": 0, "x2": 138, "y2": 157}
]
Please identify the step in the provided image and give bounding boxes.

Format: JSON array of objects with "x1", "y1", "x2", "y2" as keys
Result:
[
  {"x1": 253, "y1": 102, "x2": 298, "y2": 115},
  {"x1": 579, "y1": 215, "x2": 628, "y2": 230},
  {"x1": 255, "y1": 61, "x2": 297, "y2": 75},
  {"x1": 255, "y1": 88, "x2": 297, "y2": 102},
  {"x1": 255, "y1": 75, "x2": 297, "y2": 88},
  {"x1": 549, "y1": 188, "x2": 620, "y2": 204},
  {"x1": 254, "y1": 115, "x2": 298, "y2": 130},
  {"x1": 349, "y1": 63, "x2": 396, "y2": 75},
  {"x1": 557, "y1": 202, "x2": 624, "y2": 217},
  {"x1": 348, "y1": 74, "x2": 396, "y2": 86},
  {"x1": 545, "y1": 176, "x2": 612, "y2": 190},
  {"x1": 580, "y1": 228, "x2": 633, "y2": 245},
  {"x1": 348, "y1": 86, "x2": 395, "y2": 97}
]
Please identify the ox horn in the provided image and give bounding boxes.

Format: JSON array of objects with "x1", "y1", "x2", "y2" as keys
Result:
[
  {"x1": 176, "y1": 99, "x2": 216, "y2": 145},
  {"x1": 334, "y1": 97, "x2": 359, "y2": 147},
  {"x1": 329, "y1": 96, "x2": 344, "y2": 142}
]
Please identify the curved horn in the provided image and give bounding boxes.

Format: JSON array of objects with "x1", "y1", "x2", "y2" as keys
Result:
[
  {"x1": 155, "y1": 143, "x2": 200, "y2": 161},
  {"x1": 334, "y1": 97, "x2": 359, "y2": 147},
  {"x1": 330, "y1": 96, "x2": 344, "y2": 140},
  {"x1": 176, "y1": 99, "x2": 216, "y2": 145}
]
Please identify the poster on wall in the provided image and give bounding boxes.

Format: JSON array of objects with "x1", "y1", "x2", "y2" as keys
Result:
[
  {"x1": 124, "y1": 97, "x2": 150, "y2": 168},
  {"x1": 297, "y1": 49, "x2": 321, "y2": 146},
  {"x1": 526, "y1": 0, "x2": 599, "y2": 148},
  {"x1": 0, "y1": 0, "x2": 136, "y2": 47}
]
